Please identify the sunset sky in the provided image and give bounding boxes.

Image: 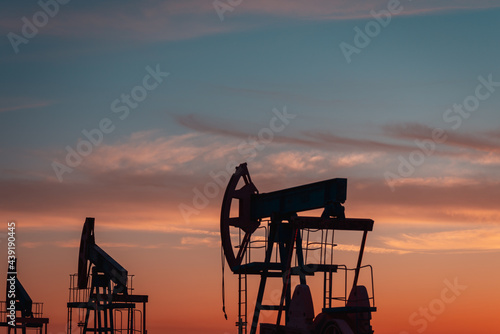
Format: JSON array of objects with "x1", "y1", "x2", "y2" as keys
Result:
[{"x1": 1, "y1": 1, "x2": 500, "y2": 333}]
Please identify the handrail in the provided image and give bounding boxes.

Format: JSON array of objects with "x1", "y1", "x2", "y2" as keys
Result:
[{"x1": 333, "y1": 265, "x2": 375, "y2": 308}]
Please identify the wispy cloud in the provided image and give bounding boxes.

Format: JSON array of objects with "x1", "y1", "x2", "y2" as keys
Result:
[
  {"x1": 384, "y1": 122, "x2": 500, "y2": 154},
  {"x1": 22, "y1": 239, "x2": 167, "y2": 249},
  {"x1": 382, "y1": 227, "x2": 500, "y2": 253},
  {"x1": 20, "y1": 241, "x2": 47, "y2": 249},
  {"x1": 175, "y1": 113, "x2": 414, "y2": 153},
  {"x1": 263, "y1": 150, "x2": 382, "y2": 176},
  {"x1": 175, "y1": 116, "x2": 500, "y2": 169},
  {"x1": 303, "y1": 130, "x2": 411, "y2": 152},
  {"x1": 99, "y1": 224, "x2": 219, "y2": 237},
  {"x1": 174, "y1": 114, "x2": 320, "y2": 148},
  {"x1": 0, "y1": 101, "x2": 52, "y2": 113},
  {"x1": 335, "y1": 243, "x2": 411, "y2": 255},
  {"x1": 100, "y1": 242, "x2": 165, "y2": 249},
  {"x1": 81, "y1": 131, "x2": 215, "y2": 174},
  {"x1": 385, "y1": 176, "x2": 482, "y2": 188},
  {"x1": 3, "y1": 126, "x2": 500, "y2": 240},
  {"x1": 180, "y1": 236, "x2": 219, "y2": 248},
  {"x1": 3, "y1": 0, "x2": 497, "y2": 43},
  {"x1": 0, "y1": 1, "x2": 232, "y2": 42},
  {"x1": 16, "y1": 225, "x2": 219, "y2": 250},
  {"x1": 241, "y1": 0, "x2": 500, "y2": 20}
]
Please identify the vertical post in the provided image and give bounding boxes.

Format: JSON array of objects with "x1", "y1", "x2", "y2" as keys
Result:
[
  {"x1": 103, "y1": 296, "x2": 108, "y2": 334},
  {"x1": 244, "y1": 273, "x2": 247, "y2": 334},
  {"x1": 67, "y1": 305, "x2": 72, "y2": 334},
  {"x1": 352, "y1": 231, "x2": 367, "y2": 292},
  {"x1": 96, "y1": 289, "x2": 102, "y2": 334},
  {"x1": 130, "y1": 307, "x2": 134, "y2": 334},
  {"x1": 108, "y1": 306, "x2": 113, "y2": 334},
  {"x1": 328, "y1": 270, "x2": 333, "y2": 308},
  {"x1": 276, "y1": 227, "x2": 297, "y2": 327},
  {"x1": 238, "y1": 273, "x2": 242, "y2": 334},
  {"x1": 128, "y1": 308, "x2": 131, "y2": 334},
  {"x1": 329, "y1": 230, "x2": 335, "y2": 308},
  {"x1": 294, "y1": 230, "x2": 306, "y2": 285},
  {"x1": 142, "y1": 301, "x2": 147, "y2": 334},
  {"x1": 249, "y1": 219, "x2": 278, "y2": 334},
  {"x1": 93, "y1": 292, "x2": 97, "y2": 334}
]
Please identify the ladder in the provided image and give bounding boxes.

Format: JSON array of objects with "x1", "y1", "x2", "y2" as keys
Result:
[
  {"x1": 237, "y1": 273, "x2": 248, "y2": 334},
  {"x1": 248, "y1": 220, "x2": 305, "y2": 334},
  {"x1": 322, "y1": 229, "x2": 335, "y2": 309}
]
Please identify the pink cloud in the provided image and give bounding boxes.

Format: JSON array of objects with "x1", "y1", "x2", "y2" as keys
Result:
[
  {"x1": 3, "y1": 126, "x2": 500, "y2": 249},
  {"x1": 0, "y1": 101, "x2": 53, "y2": 113},
  {"x1": 180, "y1": 236, "x2": 219, "y2": 248},
  {"x1": 382, "y1": 227, "x2": 500, "y2": 252},
  {"x1": 2, "y1": 0, "x2": 498, "y2": 42},
  {"x1": 384, "y1": 122, "x2": 500, "y2": 154}
]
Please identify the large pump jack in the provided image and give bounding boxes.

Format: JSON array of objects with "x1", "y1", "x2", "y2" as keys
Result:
[
  {"x1": 221, "y1": 163, "x2": 376, "y2": 334},
  {"x1": 67, "y1": 218, "x2": 148, "y2": 334},
  {"x1": 0, "y1": 259, "x2": 49, "y2": 334}
]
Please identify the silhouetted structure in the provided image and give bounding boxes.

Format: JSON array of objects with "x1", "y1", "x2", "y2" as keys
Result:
[
  {"x1": 0, "y1": 259, "x2": 49, "y2": 334},
  {"x1": 221, "y1": 163, "x2": 376, "y2": 334},
  {"x1": 67, "y1": 218, "x2": 148, "y2": 334}
]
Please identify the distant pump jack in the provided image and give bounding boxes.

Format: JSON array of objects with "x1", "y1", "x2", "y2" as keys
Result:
[
  {"x1": 0, "y1": 258, "x2": 49, "y2": 334},
  {"x1": 66, "y1": 217, "x2": 149, "y2": 334}
]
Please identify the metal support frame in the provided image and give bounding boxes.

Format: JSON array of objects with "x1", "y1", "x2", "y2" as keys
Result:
[
  {"x1": 220, "y1": 163, "x2": 377, "y2": 334},
  {"x1": 67, "y1": 218, "x2": 148, "y2": 334},
  {"x1": 1, "y1": 259, "x2": 49, "y2": 334}
]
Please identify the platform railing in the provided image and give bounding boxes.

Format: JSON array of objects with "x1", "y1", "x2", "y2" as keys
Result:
[
  {"x1": 329, "y1": 264, "x2": 376, "y2": 308},
  {"x1": 68, "y1": 273, "x2": 138, "y2": 304},
  {"x1": 0, "y1": 300, "x2": 46, "y2": 320}
]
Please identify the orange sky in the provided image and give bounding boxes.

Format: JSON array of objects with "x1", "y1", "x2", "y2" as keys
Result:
[
  {"x1": 2, "y1": 186, "x2": 500, "y2": 334},
  {"x1": 2, "y1": 146, "x2": 500, "y2": 333}
]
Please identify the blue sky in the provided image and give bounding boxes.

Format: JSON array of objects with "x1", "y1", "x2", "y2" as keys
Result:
[
  {"x1": 2, "y1": 4, "x2": 499, "y2": 177},
  {"x1": 1, "y1": 1, "x2": 500, "y2": 333}
]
